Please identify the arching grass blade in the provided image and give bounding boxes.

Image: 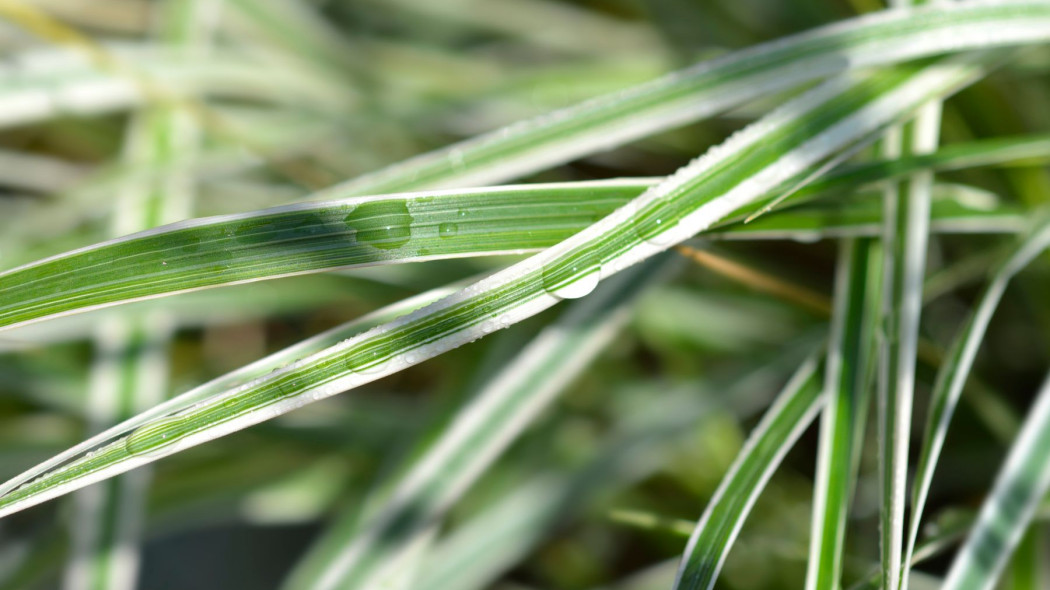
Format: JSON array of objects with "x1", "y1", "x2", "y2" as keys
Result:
[
  {"x1": 942, "y1": 371, "x2": 1050, "y2": 590},
  {"x1": 904, "y1": 215, "x2": 1050, "y2": 581},
  {"x1": 804, "y1": 237, "x2": 879, "y2": 590},
  {"x1": 672, "y1": 352, "x2": 824, "y2": 590}
]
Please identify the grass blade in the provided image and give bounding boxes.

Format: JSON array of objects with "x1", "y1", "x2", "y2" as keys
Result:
[
  {"x1": 904, "y1": 215, "x2": 1050, "y2": 580},
  {"x1": 672, "y1": 352, "x2": 824, "y2": 590},
  {"x1": 942, "y1": 370, "x2": 1050, "y2": 590},
  {"x1": 804, "y1": 238, "x2": 879, "y2": 590},
  {"x1": 0, "y1": 179, "x2": 648, "y2": 331},
  {"x1": 6, "y1": 131, "x2": 1043, "y2": 331},
  {"x1": 877, "y1": 23, "x2": 946, "y2": 587},
  {"x1": 0, "y1": 281, "x2": 464, "y2": 518}
]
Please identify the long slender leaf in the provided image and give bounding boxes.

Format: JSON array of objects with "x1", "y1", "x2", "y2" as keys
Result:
[
  {"x1": 877, "y1": 9, "x2": 948, "y2": 582},
  {"x1": 0, "y1": 179, "x2": 648, "y2": 331},
  {"x1": 0, "y1": 279, "x2": 463, "y2": 515},
  {"x1": 1, "y1": 156, "x2": 1033, "y2": 332},
  {"x1": 672, "y1": 352, "x2": 824, "y2": 590},
  {"x1": 0, "y1": 54, "x2": 1003, "y2": 521},
  {"x1": 804, "y1": 237, "x2": 878, "y2": 590},
  {"x1": 904, "y1": 215, "x2": 1050, "y2": 580},
  {"x1": 63, "y1": 2, "x2": 217, "y2": 588},
  {"x1": 941, "y1": 371, "x2": 1050, "y2": 590}
]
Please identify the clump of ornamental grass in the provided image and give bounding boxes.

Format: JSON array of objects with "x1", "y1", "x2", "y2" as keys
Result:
[{"x1": 1, "y1": 1, "x2": 1050, "y2": 589}]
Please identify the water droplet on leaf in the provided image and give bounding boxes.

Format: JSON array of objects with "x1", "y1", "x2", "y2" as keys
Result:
[
  {"x1": 542, "y1": 252, "x2": 601, "y2": 299},
  {"x1": 345, "y1": 200, "x2": 413, "y2": 250},
  {"x1": 438, "y1": 222, "x2": 458, "y2": 238}
]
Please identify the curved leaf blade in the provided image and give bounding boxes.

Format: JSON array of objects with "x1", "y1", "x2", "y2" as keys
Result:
[
  {"x1": 904, "y1": 216, "x2": 1050, "y2": 580},
  {"x1": 673, "y1": 353, "x2": 824, "y2": 590},
  {"x1": 942, "y1": 371, "x2": 1050, "y2": 590},
  {"x1": 804, "y1": 238, "x2": 878, "y2": 590},
  {"x1": 4, "y1": 133, "x2": 1041, "y2": 332}
]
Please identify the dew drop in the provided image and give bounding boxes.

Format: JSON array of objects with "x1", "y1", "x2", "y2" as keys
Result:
[
  {"x1": 630, "y1": 199, "x2": 683, "y2": 248},
  {"x1": 541, "y1": 251, "x2": 601, "y2": 299},
  {"x1": 125, "y1": 416, "x2": 186, "y2": 458},
  {"x1": 344, "y1": 200, "x2": 413, "y2": 250},
  {"x1": 438, "y1": 222, "x2": 459, "y2": 238},
  {"x1": 638, "y1": 217, "x2": 679, "y2": 247}
]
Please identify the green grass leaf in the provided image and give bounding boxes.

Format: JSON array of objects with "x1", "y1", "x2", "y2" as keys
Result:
[
  {"x1": 905, "y1": 215, "x2": 1050, "y2": 581},
  {"x1": 672, "y1": 352, "x2": 824, "y2": 590},
  {"x1": 804, "y1": 237, "x2": 879, "y2": 590},
  {"x1": 942, "y1": 370, "x2": 1050, "y2": 590},
  {"x1": 2, "y1": 168, "x2": 1028, "y2": 331}
]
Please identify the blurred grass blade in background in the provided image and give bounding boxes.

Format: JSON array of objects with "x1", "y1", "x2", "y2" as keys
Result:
[
  {"x1": 942, "y1": 371, "x2": 1050, "y2": 590},
  {"x1": 63, "y1": 1, "x2": 217, "y2": 588},
  {"x1": 804, "y1": 237, "x2": 878, "y2": 590},
  {"x1": 905, "y1": 214, "x2": 1050, "y2": 581},
  {"x1": 414, "y1": 357, "x2": 809, "y2": 590}
]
